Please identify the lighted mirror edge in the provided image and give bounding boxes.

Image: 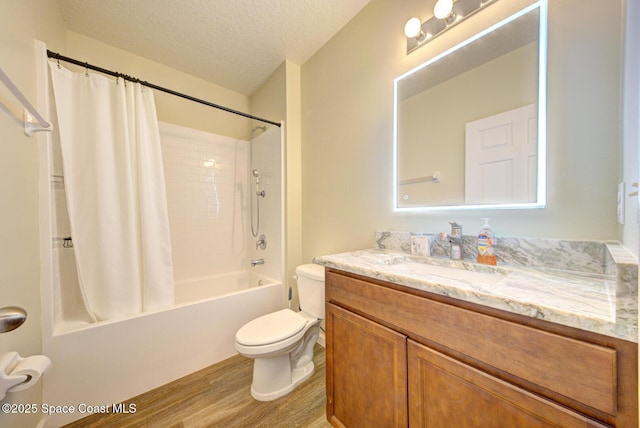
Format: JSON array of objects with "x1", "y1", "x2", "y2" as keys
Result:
[
  {"x1": 536, "y1": 0, "x2": 548, "y2": 207},
  {"x1": 393, "y1": 0, "x2": 547, "y2": 212},
  {"x1": 393, "y1": 202, "x2": 546, "y2": 213}
]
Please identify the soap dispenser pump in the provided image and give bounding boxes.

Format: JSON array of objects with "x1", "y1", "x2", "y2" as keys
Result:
[{"x1": 477, "y1": 218, "x2": 497, "y2": 265}]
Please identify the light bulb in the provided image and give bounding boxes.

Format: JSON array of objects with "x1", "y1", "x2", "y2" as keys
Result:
[
  {"x1": 434, "y1": 0, "x2": 454, "y2": 20},
  {"x1": 404, "y1": 17, "x2": 422, "y2": 39}
]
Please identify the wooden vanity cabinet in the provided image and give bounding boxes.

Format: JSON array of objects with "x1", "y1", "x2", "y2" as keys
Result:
[{"x1": 325, "y1": 268, "x2": 638, "y2": 428}]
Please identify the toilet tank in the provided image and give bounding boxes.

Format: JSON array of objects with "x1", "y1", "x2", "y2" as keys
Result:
[{"x1": 295, "y1": 264, "x2": 325, "y2": 319}]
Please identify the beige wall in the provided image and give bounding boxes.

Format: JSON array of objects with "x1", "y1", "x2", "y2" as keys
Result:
[
  {"x1": 301, "y1": 0, "x2": 623, "y2": 261},
  {"x1": 251, "y1": 62, "x2": 286, "y2": 122},
  {"x1": 0, "y1": 1, "x2": 66, "y2": 426}
]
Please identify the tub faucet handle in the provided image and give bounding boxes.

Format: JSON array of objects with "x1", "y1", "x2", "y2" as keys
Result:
[{"x1": 256, "y1": 234, "x2": 267, "y2": 250}]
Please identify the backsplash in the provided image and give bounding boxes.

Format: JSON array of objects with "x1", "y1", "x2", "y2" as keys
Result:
[{"x1": 374, "y1": 231, "x2": 638, "y2": 294}]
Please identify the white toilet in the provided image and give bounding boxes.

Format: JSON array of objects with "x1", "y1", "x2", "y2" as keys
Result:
[{"x1": 235, "y1": 264, "x2": 325, "y2": 401}]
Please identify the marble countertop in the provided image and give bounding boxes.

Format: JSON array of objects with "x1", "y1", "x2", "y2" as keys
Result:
[{"x1": 314, "y1": 249, "x2": 638, "y2": 343}]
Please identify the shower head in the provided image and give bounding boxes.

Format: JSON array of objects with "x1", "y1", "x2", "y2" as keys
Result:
[
  {"x1": 250, "y1": 125, "x2": 267, "y2": 138},
  {"x1": 252, "y1": 169, "x2": 259, "y2": 178}
]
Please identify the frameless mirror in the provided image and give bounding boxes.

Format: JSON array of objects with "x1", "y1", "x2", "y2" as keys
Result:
[{"x1": 394, "y1": 2, "x2": 546, "y2": 211}]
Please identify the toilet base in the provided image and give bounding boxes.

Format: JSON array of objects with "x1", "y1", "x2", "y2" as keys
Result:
[{"x1": 250, "y1": 358, "x2": 315, "y2": 402}]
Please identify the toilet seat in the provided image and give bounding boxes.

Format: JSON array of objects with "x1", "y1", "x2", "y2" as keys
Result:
[{"x1": 236, "y1": 309, "x2": 307, "y2": 346}]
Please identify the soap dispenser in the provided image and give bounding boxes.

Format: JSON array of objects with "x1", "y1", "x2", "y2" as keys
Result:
[{"x1": 477, "y1": 218, "x2": 497, "y2": 265}]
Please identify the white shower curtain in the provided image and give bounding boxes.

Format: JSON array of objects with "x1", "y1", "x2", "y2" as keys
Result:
[{"x1": 49, "y1": 63, "x2": 174, "y2": 321}]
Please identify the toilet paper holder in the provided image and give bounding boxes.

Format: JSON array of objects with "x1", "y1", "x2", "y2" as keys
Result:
[{"x1": 0, "y1": 351, "x2": 51, "y2": 401}]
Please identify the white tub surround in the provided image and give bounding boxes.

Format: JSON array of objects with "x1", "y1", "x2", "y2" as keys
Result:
[{"x1": 314, "y1": 234, "x2": 637, "y2": 342}]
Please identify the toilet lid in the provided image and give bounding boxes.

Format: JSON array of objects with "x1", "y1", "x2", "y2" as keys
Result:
[
  {"x1": 236, "y1": 309, "x2": 307, "y2": 346},
  {"x1": 295, "y1": 264, "x2": 325, "y2": 281}
]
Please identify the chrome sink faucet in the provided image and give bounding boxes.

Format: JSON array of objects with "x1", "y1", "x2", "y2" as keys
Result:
[{"x1": 438, "y1": 221, "x2": 463, "y2": 260}]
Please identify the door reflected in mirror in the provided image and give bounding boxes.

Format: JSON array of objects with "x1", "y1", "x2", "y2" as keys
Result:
[{"x1": 394, "y1": 2, "x2": 547, "y2": 211}]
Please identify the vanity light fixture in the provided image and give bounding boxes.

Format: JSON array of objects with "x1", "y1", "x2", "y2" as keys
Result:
[
  {"x1": 434, "y1": 0, "x2": 456, "y2": 24},
  {"x1": 404, "y1": 17, "x2": 427, "y2": 42},
  {"x1": 405, "y1": 0, "x2": 498, "y2": 54}
]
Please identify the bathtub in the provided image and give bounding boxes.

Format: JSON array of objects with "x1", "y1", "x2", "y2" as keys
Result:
[
  {"x1": 174, "y1": 271, "x2": 271, "y2": 304},
  {"x1": 42, "y1": 272, "x2": 284, "y2": 427}
]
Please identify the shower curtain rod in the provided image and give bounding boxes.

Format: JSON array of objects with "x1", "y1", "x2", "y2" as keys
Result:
[{"x1": 46, "y1": 50, "x2": 281, "y2": 127}]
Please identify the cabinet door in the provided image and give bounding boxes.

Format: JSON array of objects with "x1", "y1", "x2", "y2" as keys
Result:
[
  {"x1": 408, "y1": 340, "x2": 609, "y2": 428},
  {"x1": 326, "y1": 303, "x2": 408, "y2": 427}
]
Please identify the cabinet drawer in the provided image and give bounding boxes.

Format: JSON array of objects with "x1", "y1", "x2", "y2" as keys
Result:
[
  {"x1": 408, "y1": 340, "x2": 609, "y2": 428},
  {"x1": 326, "y1": 271, "x2": 617, "y2": 416}
]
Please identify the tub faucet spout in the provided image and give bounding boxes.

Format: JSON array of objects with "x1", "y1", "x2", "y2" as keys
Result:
[{"x1": 251, "y1": 258, "x2": 264, "y2": 267}]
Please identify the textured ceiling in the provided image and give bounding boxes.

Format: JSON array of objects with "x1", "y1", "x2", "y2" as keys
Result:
[{"x1": 56, "y1": 0, "x2": 372, "y2": 95}]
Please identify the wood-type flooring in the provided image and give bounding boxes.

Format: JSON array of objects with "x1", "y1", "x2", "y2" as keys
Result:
[{"x1": 64, "y1": 345, "x2": 331, "y2": 428}]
